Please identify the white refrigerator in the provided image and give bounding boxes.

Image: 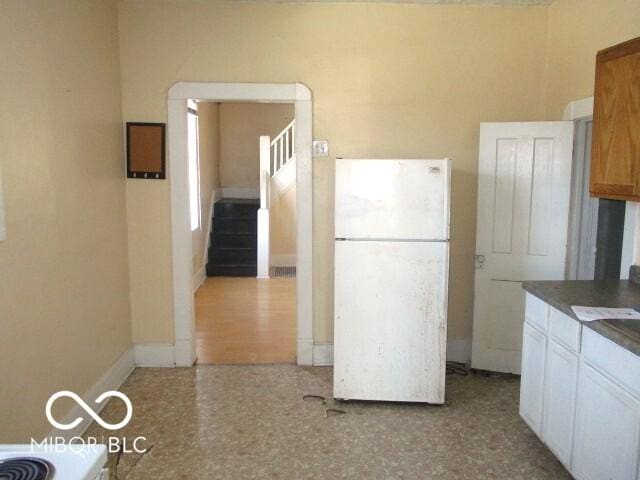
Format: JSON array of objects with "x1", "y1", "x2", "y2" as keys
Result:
[{"x1": 333, "y1": 158, "x2": 451, "y2": 404}]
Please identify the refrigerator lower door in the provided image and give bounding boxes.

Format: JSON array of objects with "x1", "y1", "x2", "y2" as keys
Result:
[{"x1": 333, "y1": 240, "x2": 448, "y2": 403}]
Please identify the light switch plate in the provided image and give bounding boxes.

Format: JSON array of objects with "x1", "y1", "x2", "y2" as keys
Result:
[{"x1": 312, "y1": 140, "x2": 329, "y2": 157}]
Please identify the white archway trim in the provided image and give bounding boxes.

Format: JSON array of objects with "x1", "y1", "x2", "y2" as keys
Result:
[
  {"x1": 563, "y1": 96, "x2": 594, "y2": 121},
  {"x1": 167, "y1": 82, "x2": 314, "y2": 366}
]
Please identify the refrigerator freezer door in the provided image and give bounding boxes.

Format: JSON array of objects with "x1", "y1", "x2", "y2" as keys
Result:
[
  {"x1": 335, "y1": 159, "x2": 450, "y2": 240},
  {"x1": 333, "y1": 240, "x2": 448, "y2": 403}
]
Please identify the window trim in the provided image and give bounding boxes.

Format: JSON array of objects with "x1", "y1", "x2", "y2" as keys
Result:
[{"x1": 187, "y1": 104, "x2": 200, "y2": 232}]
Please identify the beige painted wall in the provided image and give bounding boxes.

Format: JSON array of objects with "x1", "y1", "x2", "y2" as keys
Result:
[
  {"x1": 1, "y1": 0, "x2": 634, "y2": 446},
  {"x1": 193, "y1": 102, "x2": 220, "y2": 272},
  {"x1": 0, "y1": 0, "x2": 131, "y2": 442},
  {"x1": 541, "y1": 0, "x2": 640, "y2": 261},
  {"x1": 543, "y1": 0, "x2": 640, "y2": 119},
  {"x1": 119, "y1": 1, "x2": 550, "y2": 345},
  {"x1": 219, "y1": 102, "x2": 294, "y2": 189}
]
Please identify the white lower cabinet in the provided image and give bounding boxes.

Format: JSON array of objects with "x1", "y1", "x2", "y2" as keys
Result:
[
  {"x1": 520, "y1": 322, "x2": 547, "y2": 436},
  {"x1": 572, "y1": 363, "x2": 640, "y2": 480},
  {"x1": 542, "y1": 339, "x2": 579, "y2": 469},
  {"x1": 520, "y1": 293, "x2": 640, "y2": 480}
]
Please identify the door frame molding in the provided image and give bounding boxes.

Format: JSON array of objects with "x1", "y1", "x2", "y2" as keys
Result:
[
  {"x1": 566, "y1": 121, "x2": 597, "y2": 280},
  {"x1": 562, "y1": 96, "x2": 594, "y2": 122},
  {"x1": 565, "y1": 97, "x2": 595, "y2": 280},
  {"x1": 167, "y1": 82, "x2": 314, "y2": 366},
  {"x1": 563, "y1": 96, "x2": 637, "y2": 280}
]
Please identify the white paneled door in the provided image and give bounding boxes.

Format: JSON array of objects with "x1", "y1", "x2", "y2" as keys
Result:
[{"x1": 471, "y1": 122, "x2": 574, "y2": 373}]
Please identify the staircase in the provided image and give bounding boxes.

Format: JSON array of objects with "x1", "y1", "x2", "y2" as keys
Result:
[
  {"x1": 206, "y1": 199, "x2": 259, "y2": 277},
  {"x1": 257, "y1": 119, "x2": 296, "y2": 278},
  {"x1": 205, "y1": 119, "x2": 295, "y2": 279}
]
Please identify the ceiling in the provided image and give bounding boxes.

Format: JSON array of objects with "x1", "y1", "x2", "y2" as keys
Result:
[
  {"x1": 261, "y1": 0, "x2": 555, "y2": 3},
  {"x1": 123, "y1": 0, "x2": 555, "y2": 5}
]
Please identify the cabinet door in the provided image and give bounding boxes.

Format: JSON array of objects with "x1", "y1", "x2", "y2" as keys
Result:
[
  {"x1": 520, "y1": 322, "x2": 547, "y2": 436},
  {"x1": 590, "y1": 36, "x2": 640, "y2": 201},
  {"x1": 542, "y1": 339, "x2": 579, "y2": 469},
  {"x1": 573, "y1": 363, "x2": 640, "y2": 480}
]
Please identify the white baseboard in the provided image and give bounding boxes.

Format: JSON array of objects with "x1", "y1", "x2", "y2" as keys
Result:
[
  {"x1": 193, "y1": 266, "x2": 206, "y2": 292},
  {"x1": 174, "y1": 339, "x2": 196, "y2": 367},
  {"x1": 46, "y1": 347, "x2": 135, "y2": 440},
  {"x1": 313, "y1": 342, "x2": 334, "y2": 366},
  {"x1": 297, "y1": 338, "x2": 313, "y2": 366},
  {"x1": 134, "y1": 344, "x2": 175, "y2": 367},
  {"x1": 221, "y1": 187, "x2": 259, "y2": 199},
  {"x1": 271, "y1": 254, "x2": 296, "y2": 267},
  {"x1": 446, "y1": 338, "x2": 472, "y2": 364},
  {"x1": 309, "y1": 338, "x2": 472, "y2": 367}
]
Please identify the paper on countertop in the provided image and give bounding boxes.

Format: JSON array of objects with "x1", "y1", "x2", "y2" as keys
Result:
[{"x1": 571, "y1": 306, "x2": 640, "y2": 322}]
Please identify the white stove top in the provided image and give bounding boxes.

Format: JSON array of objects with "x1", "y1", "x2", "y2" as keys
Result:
[{"x1": 0, "y1": 444, "x2": 107, "y2": 480}]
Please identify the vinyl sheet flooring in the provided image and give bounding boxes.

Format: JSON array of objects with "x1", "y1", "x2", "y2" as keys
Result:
[{"x1": 85, "y1": 365, "x2": 571, "y2": 479}]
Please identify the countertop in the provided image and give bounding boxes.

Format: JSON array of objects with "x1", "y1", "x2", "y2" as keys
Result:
[{"x1": 522, "y1": 280, "x2": 640, "y2": 357}]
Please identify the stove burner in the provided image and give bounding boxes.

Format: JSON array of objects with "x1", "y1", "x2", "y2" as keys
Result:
[{"x1": 0, "y1": 457, "x2": 53, "y2": 480}]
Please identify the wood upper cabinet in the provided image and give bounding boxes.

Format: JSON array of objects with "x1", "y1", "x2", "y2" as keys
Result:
[{"x1": 590, "y1": 36, "x2": 640, "y2": 201}]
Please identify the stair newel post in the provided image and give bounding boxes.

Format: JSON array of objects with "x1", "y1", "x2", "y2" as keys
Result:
[{"x1": 257, "y1": 135, "x2": 271, "y2": 279}]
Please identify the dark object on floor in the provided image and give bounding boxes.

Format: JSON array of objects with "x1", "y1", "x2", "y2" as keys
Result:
[
  {"x1": 471, "y1": 368, "x2": 520, "y2": 379},
  {"x1": 446, "y1": 361, "x2": 470, "y2": 376},
  {"x1": 303, "y1": 394, "x2": 326, "y2": 404},
  {"x1": 207, "y1": 199, "x2": 259, "y2": 277},
  {"x1": 326, "y1": 408, "x2": 347, "y2": 417},
  {"x1": 630, "y1": 265, "x2": 640, "y2": 285}
]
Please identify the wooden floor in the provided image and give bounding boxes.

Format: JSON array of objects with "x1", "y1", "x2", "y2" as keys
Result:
[{"x1": 195, "y1": 277, "x2": 296, "y2": 364}]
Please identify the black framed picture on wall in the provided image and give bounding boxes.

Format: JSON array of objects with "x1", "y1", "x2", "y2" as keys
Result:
[{"x1": 126, "y1": 122, "x2": 166, "y2": 179}]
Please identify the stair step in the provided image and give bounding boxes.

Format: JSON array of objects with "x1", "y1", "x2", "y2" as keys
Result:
[
  {"x1": 206, "y1": 264, "x2": 257, "y2": 277},
  {"x1": 214, "y1": 199, "x2": 260, "y2": 219},
  {"x1": 208, "y1": 247, "x2": 256, "y2": 263},
  {"x1": 207, "y1": 199, "x2": 259, "y2": 277},
  {"x1": 208, "y1": 254, "x2": 256, "y2": 266},
  {"x1": 212, "y1": 233, "x2": 257, "y2": 248},
  {"x1": 208, "y1": 257, "x2": 256, "y2": 267},
  {"x1": 213, "y1": 217, "x2": 256, "y2": 234}
]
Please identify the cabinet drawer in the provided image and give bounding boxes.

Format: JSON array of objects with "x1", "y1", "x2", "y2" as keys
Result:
[
  {"x1": 582, "y1": 328, "x2": 640, "y2": 398},
  {"x1": 548, "y1": 307, "x2": 581, "y2": 353},
  {"x1": 525, "y1": 293, "x2": 549, "y2": 333}
]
